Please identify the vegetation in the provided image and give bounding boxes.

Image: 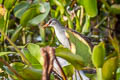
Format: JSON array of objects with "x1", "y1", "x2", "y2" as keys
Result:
[{"x1": 0, "y1": 0, "x2": 120, "y2": 80}]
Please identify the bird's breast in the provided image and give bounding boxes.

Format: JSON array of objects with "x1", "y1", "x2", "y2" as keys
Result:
[{"x1": 55, "y1": 30, "x2": 70, "y2": 49}]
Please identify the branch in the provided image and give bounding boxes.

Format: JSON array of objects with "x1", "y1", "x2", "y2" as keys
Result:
[{"x1": 0, "y1": 57, "x2": 23, "y2": 80}]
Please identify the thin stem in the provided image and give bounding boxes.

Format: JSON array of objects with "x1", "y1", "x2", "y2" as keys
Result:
[
  {"x1": 101, "y1": 0, "x2": 110, "y2": 10},
  {"x1": 65, "y1": 11, "x2": 74, "y2": 29},
  {"x1": 0, "y1": 29, "x2": 31, "y2": 66},
  {"x1": 22, "y1": 28, "x2": 26, "y2": 44},
  {"x1": 77, "y1": 70, "x2": 83, "y2": 80},
  {"x1": 95, "y1": 16, "x2": 108, "y2": 29},
  {"x1": 0, "y1": 57, "x2": 23, "y2": 80},
  {"x1": 97, "y1": 68, "x2": 102, "y2": 80},
  {"x1": 80, "y1": 6, "x2": 84, "y2": 26},
  {"x1": 39, "y1": 24, "x2": 45, "y2": 42},
  {"x1": 75, "y1": 16, "x2": 81, "y2": 32},
  {"x1": 4, "y1": 11, "x2": 10, "y2": 35},
  {"x1": 82, "y1": 15, "x2": 90, "y2": 34},
  {"x1": 53, "y1": 68, "x2": 63, "y2": 79},
  {"x1": 55, "y1": 57, "x2": 67, "y2": 80},
  {"x1": 74, "y1": 69, "x2": 77, "y2": 80},
  {"x1": 1, "y1": 10, "x2": 10, "y2": 43}
]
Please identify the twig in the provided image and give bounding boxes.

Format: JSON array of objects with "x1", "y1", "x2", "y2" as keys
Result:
[
  {"x1": 0, "y1": 29, "x2": 31, "y2": 66},
  {"x1": 101, "y1": 0, "x2": 110, "y2": 10},
  {"x1": 41, "y1": 47, "x2": 55, "y2": 80},
  {"x1": 95, "y1": 16, "x2": 108, "y2": 28},
  {"x1": 80, "y1": 6, "x2": 84, "y2": 26},
  {"x1": 55, "y1": 56, "x2": 67, "y2": 80},
  {"x1": 77, "y1": 70, "x2": 83, "y2": 80},
  {"x1": 41, "y1": 48, "x2": 49, "y2": 80},
  {"x1": 74, "y1": 69, "x2": 77, "y2": 80},
  {"x1": 47, "y1": 47, "x2": 55, "y2": 75},
  {"x1": 52, "y1": 69, "x2": 63, "y2": 79},
  {"x1": 82, "y1": 67, "x2": 96, "y2": 74},
  {"x1": 0, "y1": 57, "x2": 23, "y2": 80}
]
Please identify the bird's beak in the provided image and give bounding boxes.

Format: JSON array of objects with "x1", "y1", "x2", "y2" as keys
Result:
[{"x1": 43, "y1": 23, "x2": 49, "y2": 28}]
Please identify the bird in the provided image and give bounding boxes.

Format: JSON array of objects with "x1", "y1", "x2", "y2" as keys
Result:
[
  {"x1": 43, "y1": 18, "x2": 71, "y2": 49},
  {"x1": 43, "y1": 18, "x2": 91, "y2": 80},
  {"x1": 43, "y1": 18, "x2": 92, "y2": 50}
]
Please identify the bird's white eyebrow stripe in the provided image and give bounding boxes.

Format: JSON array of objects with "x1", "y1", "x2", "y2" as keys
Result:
[
  {"x1": 48, "y1": 18, "x2": 57, "y2": 24},
  {"x1": 48, "y1": 19, "x2": 54, "y2": 24}
]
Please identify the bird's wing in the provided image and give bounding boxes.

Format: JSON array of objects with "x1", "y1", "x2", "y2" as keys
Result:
[{"x1": 55, "y1": 29, "x2": 70, "y2": 49}]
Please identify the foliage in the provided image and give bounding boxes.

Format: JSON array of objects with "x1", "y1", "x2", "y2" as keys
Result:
[{"x1": 0, "y1": 0, "x2": 120, "y2": 80}]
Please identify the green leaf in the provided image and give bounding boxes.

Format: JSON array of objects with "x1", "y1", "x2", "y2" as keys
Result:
[
  {"x1": 27, "y1": 43, "x2": 43, "y2": 65},
  {"x1": 82, "y1": 15, "x2": 90, "y2": 34},
  {"x1": 20, "y1": 67, "x2": 42, "y2": 80},
  {"x1": 0, "y1": 52, "x2": 15, "y2": 56},
  {"x1": 31, "y1": 64, "x2": 42, "y2": 69},
  {"x1": 63, "y1": 65, "x2": 74, "y2": 79},
  {"x1": 102, "y1": 57, "x2": 117, "y2": 80},
  {"x1": 4, "y1": 0, "x2": 17, "y2": 10},
  {"x1": 4, "y1": 62, "x2": 42, "y2": 80},
  {"x1": 75, "y1": 16, "x2": 81, "y2": 32},
  {"x1": 77, "y1": 0, "x2": 98, "y2": 17},
  {"x1": 30, "y1": 3, "x2": 46, "y2": 13},
  {"x1": 55, "y1": 47, "x2": 84, "y2": 70},
  {"x1": 10, "y1": 62, "x2": 25, "y2": 72},
  {"x1": 66, "y1": 30, "x2": 92, "y2": 66},
  {"x1": 20, "y1": 6, "x2": 40, "y2": 27},
  {"x1": 11, "y1": 25, "x2": 22, "y2": 42},
  {"x1": 116, "y1": 67, "x2": 120, "y2": 80},
  {"x1": 83, "y1": 0, "x2": 98, "y2": 17},
  {"x1": 14, "y1": 1, "x2": 30, "y2": 19},
  {"x1": 22, "y1": 49, "x2": 41, "y2": 65},
  {"x1": 0, "y1": 0, "x2": 3, "y2": 4},
  {"x1": 109, "y1": 34, "x2": 119, "y2": 54},
  {"x1": 40, "y1": 26, "x2": 45, "y2": 42},
  {"x1": 77, "y1": 0, "x2": 83, "y2": 5},
  {"x1": 28, "y1": 2, "x2": 50, "y2": 25},
  {"x1": 92, "y1": 42, "x2": 105, "y2": 68},
  {"x1": 0, "y1": 15, "x2": 4, "y2": 31},
  {"x1": 110, "y1": 4, "x2": 120, "y2": 14},
  {"x1": 53, "y1": 0, "x2": 64, "y2": 15}
]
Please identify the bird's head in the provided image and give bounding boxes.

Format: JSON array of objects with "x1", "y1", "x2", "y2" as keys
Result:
[{"x1": 43, "y1": 18, "x2": 61, "y2": 28}]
